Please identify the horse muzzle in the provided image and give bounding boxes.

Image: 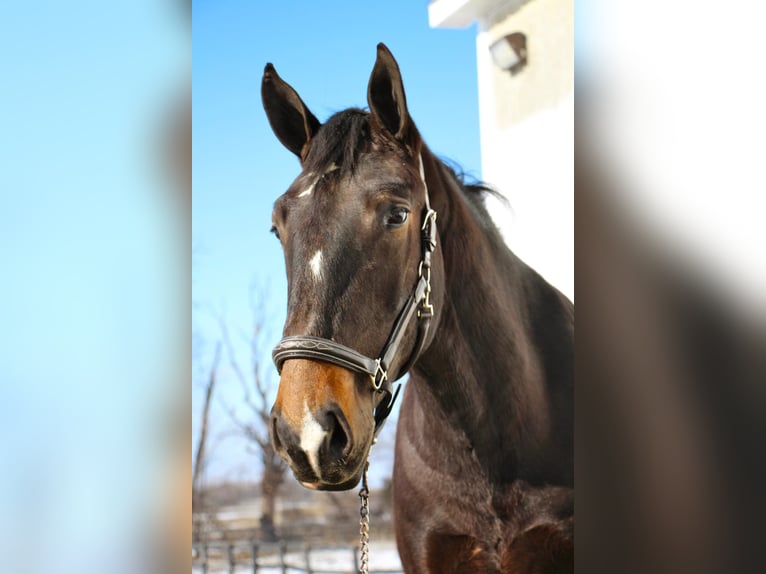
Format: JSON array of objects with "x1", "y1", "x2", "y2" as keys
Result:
[{"x1": 269, "y1": 360, "x2": 375, "y2": 490}]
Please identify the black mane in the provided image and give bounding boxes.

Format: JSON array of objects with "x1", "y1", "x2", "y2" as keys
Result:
[{"x1": 303, "y1": 109, "x2": 371, "y2": 176}]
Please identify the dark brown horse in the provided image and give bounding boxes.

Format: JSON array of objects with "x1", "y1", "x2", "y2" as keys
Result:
[{"x1": 263, "y1": 44, "x2": 573, "y2": 573}]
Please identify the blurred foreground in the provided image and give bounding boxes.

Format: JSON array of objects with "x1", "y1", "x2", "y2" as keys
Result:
[{"x1": 575, "y1": 2, "x2": 766, "y2": 572}]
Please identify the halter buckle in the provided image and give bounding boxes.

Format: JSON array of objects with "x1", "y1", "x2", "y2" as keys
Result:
[
  {"x1": 418, "y1": 284, "x2": 434, "y2": 319},
  {"x1": 417, "y1": 248, "x2": 434, "y2": 319},
  {"x1": 418, "y1": 261, "x2": 431, "y2": 281},
  {"x1": 421, "y1": 209, "x2": 438, "y2": 251},
  {"x1": 421, "y1": 208, "x2": 437, "y2": 231},
  {"x1": 371, "y1": 359, "x2": 387, "y2": 391}
]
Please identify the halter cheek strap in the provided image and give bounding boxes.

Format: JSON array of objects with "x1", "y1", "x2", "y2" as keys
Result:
[{"x1": 272, "y1": 155, "x2": 437, "y2": 436}]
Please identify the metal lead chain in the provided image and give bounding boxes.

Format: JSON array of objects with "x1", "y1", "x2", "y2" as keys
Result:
[{"x1": 358, "y1": 463, "x2": 371, "y2": 574}]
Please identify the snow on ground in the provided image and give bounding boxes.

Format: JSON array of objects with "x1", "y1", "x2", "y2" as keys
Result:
[{"x1": 192, "y1": 539, "x2": 402, "y2": 573}]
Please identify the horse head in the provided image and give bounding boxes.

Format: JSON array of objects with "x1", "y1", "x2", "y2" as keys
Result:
[{"x1": 263, "y1": 44, "x2": 444, "y2": 490}]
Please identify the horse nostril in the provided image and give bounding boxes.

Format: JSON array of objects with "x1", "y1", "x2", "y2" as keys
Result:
[
  {"x1": 270, "y1": 413, "x2": 284, "y2": 452},
  {"x1": 326, "y1": 410, "x2": 350, "y2": 460}
]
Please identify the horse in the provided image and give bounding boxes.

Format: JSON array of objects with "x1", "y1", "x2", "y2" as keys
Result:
[{"x1": 262, "y1": 43, "x2": 573, "y2": 573}]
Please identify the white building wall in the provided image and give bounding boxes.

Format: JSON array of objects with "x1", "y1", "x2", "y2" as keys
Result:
[{"x1": 431, "y1": 0, "x2": 573, "y2": 299}]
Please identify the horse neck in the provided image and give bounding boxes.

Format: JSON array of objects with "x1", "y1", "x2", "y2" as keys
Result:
[{"x1": 414, "y1": 154, "x2": 574, "y2": 486}]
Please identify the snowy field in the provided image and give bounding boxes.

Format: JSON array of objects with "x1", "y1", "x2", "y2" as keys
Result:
[{"x1": 192, "y1": 539, "x2": 403, "y2": 573}]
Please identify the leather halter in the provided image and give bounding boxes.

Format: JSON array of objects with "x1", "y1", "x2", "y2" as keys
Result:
[{"x1": 272, "y1": 156, "x2": 438, "y2": 436}]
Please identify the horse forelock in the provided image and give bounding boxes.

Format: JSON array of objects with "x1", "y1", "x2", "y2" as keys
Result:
[{"x1": 303, "y1": 109, "x2": 372, "y2": 178}]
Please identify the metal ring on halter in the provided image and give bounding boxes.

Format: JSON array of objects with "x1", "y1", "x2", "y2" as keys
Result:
[
  {"x1": 371, "y1": 359, "x2": 387, "y2": 391},
  {"x1": 419, "y1": 289, "x2": 433, "y2": 319},
  {"x1": 422, "y1": 208, "x2": 437, "y2": 231}
]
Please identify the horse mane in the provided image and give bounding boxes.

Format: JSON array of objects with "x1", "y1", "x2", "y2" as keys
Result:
[
  {"x1": 437, "y1": 156, "x2": 496, "y2": 200},
  {"x1": 436, "y1": 157, "x2": 507, "y2": 218}
]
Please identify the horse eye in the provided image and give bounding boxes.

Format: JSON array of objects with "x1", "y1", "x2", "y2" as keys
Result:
[
  {"x1": 270, "y1": 225, "x2": 281, "y2": 241},
  {"x1": 384, "y1": 207, "x2": 409, "y2": 228}
]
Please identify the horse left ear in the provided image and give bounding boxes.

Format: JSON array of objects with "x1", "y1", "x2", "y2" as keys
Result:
[
  {"x1": 262, "y1": 63, "x2": 321, "y2": 160},
  {"x1": 367, "y1": 43, "x2": 417, "y2": 151}
]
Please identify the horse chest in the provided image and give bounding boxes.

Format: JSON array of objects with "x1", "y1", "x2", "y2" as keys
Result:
[
  {"x1": 392, "y1": 437, "x2": 502, "y2": 572},
  {"x1": 392, "y1": 383, "x2": 573, "y2": 573}
]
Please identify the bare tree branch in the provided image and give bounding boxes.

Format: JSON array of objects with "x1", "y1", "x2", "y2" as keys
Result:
[
  {"x1": 193, "y1": 341, "x2": 221, "y2": 504},
  {"x1": 211, "y1": 281, "x2": 286, "y2": 541},
  {"x1": 217, "y1": 315, "x2": 249, "y2": 390},
  {"x1": 218, "y1": 396, "x2": 270, "y2": 450}
]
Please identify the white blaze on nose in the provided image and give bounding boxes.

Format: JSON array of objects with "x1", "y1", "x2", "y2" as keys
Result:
[
  {"x1": 309, "y1": 250, "x2": 323, "y2": 280},
  {"x1": 300, "y1": 401, "x2": 326, "y2": 478}
]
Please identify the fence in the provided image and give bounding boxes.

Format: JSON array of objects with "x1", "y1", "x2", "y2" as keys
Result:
[{"x1": 192, "y1": 540, "x2": 403, "y2": 574}]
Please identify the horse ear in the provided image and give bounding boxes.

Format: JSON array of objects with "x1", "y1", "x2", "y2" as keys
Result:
[
  {"x1": 261, "y1": 63, "x2": 320, "y2": 160},
  {"x1": 367, "y1": 43, "x2": 416, "y2": 150}
]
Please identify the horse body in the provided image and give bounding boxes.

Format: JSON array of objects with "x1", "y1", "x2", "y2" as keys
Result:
[{"x1": 262, "y1": 44, "x2": 573, "y2": 573}]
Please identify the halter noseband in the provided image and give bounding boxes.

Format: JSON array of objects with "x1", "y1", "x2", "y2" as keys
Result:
[{"x1": 272, "y1": 156, "x2": 437, "y2": 436}]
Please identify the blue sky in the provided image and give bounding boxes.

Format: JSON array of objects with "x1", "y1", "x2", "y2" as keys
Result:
[{"x1": 192, "y1": 0, "x2": 482, "y2": 483}]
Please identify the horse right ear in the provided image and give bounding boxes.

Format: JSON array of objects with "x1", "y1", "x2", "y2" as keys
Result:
[
  {"x1": 261, "y1": 64, "x2": 320, "y2": 160},
  {"x1": 367, "y1": 43, "x2": 417, "y2": 152}
]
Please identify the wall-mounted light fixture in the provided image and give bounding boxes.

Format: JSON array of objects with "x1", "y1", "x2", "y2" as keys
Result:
[{"x1": 490, "y1": 32, "x2": 527, "y2": 74}]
